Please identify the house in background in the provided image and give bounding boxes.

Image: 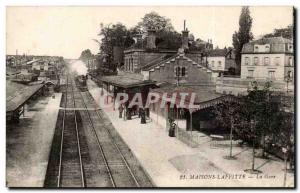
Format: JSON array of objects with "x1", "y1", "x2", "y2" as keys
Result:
[
  {"x1": 241, "y1": 37, "x2": 294, "y2": 81},
  {"x1": 216, "y1": 37, "x2": 294, "y2": 95},
  {"x1": 205, "y1": 48, "x2": 237, "y2": 75}
]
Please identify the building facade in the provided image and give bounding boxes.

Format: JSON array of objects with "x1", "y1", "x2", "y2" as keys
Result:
[
  {"x1": 241, "y1": 37, "x2": 294, "y2": 81},
  {"x1": 216, "y1": 37, "x2": 294, "y2": 95}
]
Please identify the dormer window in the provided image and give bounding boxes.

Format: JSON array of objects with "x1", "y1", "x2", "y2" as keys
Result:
[{"x1": 254, "y1": 44, "x2": 270, "y2": 52}]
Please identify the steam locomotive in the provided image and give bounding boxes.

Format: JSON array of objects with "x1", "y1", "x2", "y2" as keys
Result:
[{"x1": 75, "y1": 75, "x2": 88, "y2": 91}]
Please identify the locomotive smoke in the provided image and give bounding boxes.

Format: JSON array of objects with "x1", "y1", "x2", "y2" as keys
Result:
[{"x1": 69, "y1": 60, "x2": 88, "y2": 76}]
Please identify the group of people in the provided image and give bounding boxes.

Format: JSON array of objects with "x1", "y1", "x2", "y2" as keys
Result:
[{"x1": 118, "y1": 104, "x2": 147, "y2": 124}]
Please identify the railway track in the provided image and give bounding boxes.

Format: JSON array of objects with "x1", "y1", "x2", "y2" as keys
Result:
[
  {"x1": 58, "y1": 75, "x2": 85, "y2": 187},
  {"x1": 44, "y1": 75, "x2": 86, "y2": 187},
  {"x1": 72, "y1": 85, "x2": 140, "y2": 187},
  {"x1": 45, "y1": 74, "x2": 153, "y2": 187}
]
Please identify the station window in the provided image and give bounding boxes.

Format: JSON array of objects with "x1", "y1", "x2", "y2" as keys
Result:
[
  {"x1": 218, "y1": 61, "x2": 222, "y2": 67},
  {"x1": 175, "y1": 66, "x2": 186, "y2": 77},
  {"x1": 211, "y1": 60, "x2": 215, "y2": 67},
  {"x1": 181, "y1": 67, "x2": 186, "y2": 77},
  {"x1": 175, "y1": 66, "x2": 181, "y2": 77}
]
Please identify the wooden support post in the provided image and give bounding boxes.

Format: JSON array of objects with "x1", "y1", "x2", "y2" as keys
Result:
[
  {"x1": 106, "y1": 83, "x2": 109, "y2": 104},
  {"x1": 190, "y1": 110, "x2": 193, "y2": 138},
  {"x1": 176, "y1": 107, "x2": 179, "y2": 138},
  {"x1": 113, "y1": 85, "x2": 115, "y2": 111},
  {"x1": 156, "y1": 103, "x2": 158, "y2": 124},
  {"x1": 165, "y1": 104, "x2": 169, "y2": 132}
]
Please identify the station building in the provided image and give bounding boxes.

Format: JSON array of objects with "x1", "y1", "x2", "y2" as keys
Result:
[
  {"x1": 97, "y1": 25, "x2": 295, "y2": 147},
  {"x1": 100, "y1": 24, "x2": 235, "y2": 146}
]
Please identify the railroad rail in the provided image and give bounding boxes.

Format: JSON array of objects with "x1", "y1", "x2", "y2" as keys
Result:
[
  {"x1": 57, "y1": 75, "x2": 85, "y2": 187},
  {"x1": 45, "y1": 73, "x2": 152, "y2": 187},
  {"x1": 76, "y1": 89, "x2": 140, "y2": 187}
]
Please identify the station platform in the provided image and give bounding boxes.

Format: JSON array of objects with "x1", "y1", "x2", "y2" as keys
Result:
[
  {"x1": 6, "y1": 93, "x2": 62, "y2": 187},
  {"x1": 87, "y1": 79, "x2": 294, "y2": 187}
]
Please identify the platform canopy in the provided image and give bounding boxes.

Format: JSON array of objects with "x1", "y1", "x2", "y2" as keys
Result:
[
  {"x1": 6, "y1": 81, "x2": 44, "y2": 112},
  {"x1": 150, "y1": 83, "x2": 236, "y2": 112},
  {"x1": 101, "y1": 72, "x2": 156, "y2": 89}
]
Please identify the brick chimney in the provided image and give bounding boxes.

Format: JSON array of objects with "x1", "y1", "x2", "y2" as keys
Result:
[
  {"x1": 146, "y1": 27, "x2": 156, "y2": 49},
  {"x1": 182, "y1": 20, "x2": 189, "y2": 50},
  {"x1": 133, "y1": 33, "x2": 142, "y2": 43}
]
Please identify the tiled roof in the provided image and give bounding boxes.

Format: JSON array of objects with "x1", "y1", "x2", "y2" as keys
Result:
[
  {"x1": 101, "y1": 72, "x2": 156, "y2": 88},
  {"x1": 242, "y1": 37, "x2": 293, "y2": 53},
  {"x1": 141, "y1": 53, "x2": 217, "y2": 73},
  {"x1": 150, "y1": 84, "x2": 222, "y2": 104},
  {"x1": 6, "y1": 81, "x2": 44, "y2": 112},
  {"x1": 207, "y1": 49, "x2": 228, "y2": 57},
  {"x1": 250, "y1": 37, "x2": 292, "y2": 44},
  {"x1": 142, "y1": 54, "x2": 177, "y2": 71}
]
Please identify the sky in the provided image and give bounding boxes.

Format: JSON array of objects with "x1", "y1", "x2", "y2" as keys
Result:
[{"x1": 6, "y1": 6, "x2": 293, "y2": 59}]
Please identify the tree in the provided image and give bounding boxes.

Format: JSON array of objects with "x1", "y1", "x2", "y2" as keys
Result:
[
  {"x1": 239, "y1": 81, "x2": 273, "y2": 173},
  {"x1": 79, "y1": 49, "x2": 93, "y2": 62},
  {"x1": 135, "y1": 11, "x2": 174, "y2": 33},
  {"x1": 270, "y1": 100, "x2": 294, "y2": 186},
  {"x1": 214, "y1": 97, "x2": 241, "y2": 159},
  {"x1": 97, "y1": 23, "x2": 134, "y2": 71},
  {"x1": 132, "y1": 12, "x2": 182, "y2": 49},
  {"x1": 232, "y1": 6, "x2": 253, "y2": 73},
  {"x1": 263, "y1": 25, "x2": 293, "y2": 39},
  {"x1": 155, "y1": 30, "x2": 182, "y2": 49}
]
